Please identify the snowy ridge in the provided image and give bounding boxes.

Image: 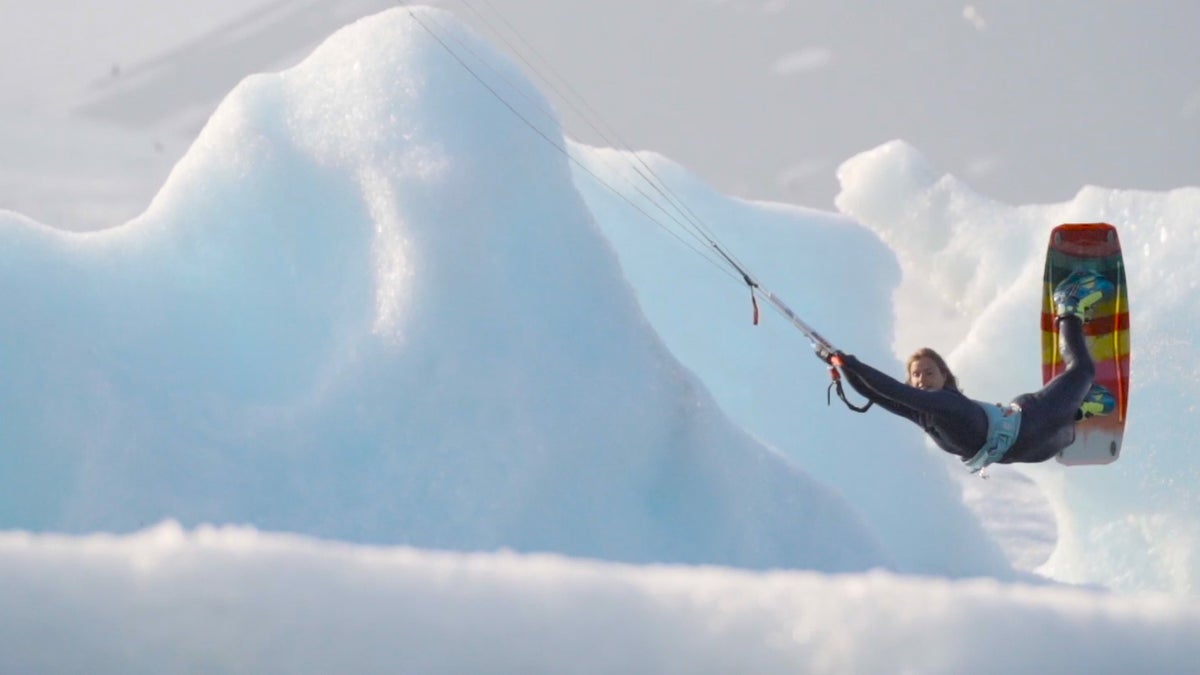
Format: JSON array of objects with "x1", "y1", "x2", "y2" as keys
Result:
[{"x1": 2, "y1": 523, "x2": 1198, "y2": 675}]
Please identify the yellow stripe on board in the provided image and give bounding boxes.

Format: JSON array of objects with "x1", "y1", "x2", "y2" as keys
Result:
[{"x1": 1041, "y1": 329, "x2": 1131, "y2": 363}]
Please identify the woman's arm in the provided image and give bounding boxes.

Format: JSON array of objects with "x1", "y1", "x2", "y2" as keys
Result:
[
  {"x1": 838, "y1": 354, "x2": 917, "y2": 402},
  {"x1": 838, "y1": 354, "x2": 972, "y2": 419},
  {"x1": 840, "y1": 367, "x2": 922, "y2": 422},
  {"x1": 837, "y1": 353, "x2": 990, "y2": 459}
]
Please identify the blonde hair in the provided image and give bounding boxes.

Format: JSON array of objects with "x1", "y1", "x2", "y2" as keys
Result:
[{"x1": 906, "y1": 348, "x2": 960, "y2": 392}]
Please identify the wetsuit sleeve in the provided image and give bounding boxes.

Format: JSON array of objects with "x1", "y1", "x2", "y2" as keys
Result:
[
  {"x1": 840, "y1": 365, "x2": 921, "y2": 422},
  {"x1": 838, "y1": 354, "x2": 991, "y2": 460},
  {"x1": 838, "y1": 354, "x2": 971, "y2": 420}
]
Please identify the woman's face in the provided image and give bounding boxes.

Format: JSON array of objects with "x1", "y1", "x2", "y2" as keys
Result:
[{"x1": 908, "y1": 356, "x2": 947, "y2": 391}]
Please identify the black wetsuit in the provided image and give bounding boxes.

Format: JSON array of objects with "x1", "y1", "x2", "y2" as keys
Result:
[{"x1": 838, "y1": 316, "x2": 1094, "y2": 465}]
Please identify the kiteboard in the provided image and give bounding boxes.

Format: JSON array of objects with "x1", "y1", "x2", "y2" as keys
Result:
[{"x1": 1041, "y1": 222, "x2": 1130, "y2": 465}]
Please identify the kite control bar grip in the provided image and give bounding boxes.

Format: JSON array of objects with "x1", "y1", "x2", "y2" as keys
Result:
[
  {"x1": 817, "y1": 348, "x2": 872, "y2": 413},
  {"x1": 813, "y1": 344, "x2": 843, "y2": 367}
]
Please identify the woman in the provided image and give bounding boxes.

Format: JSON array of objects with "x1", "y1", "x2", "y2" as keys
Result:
[{"x1": 831, "y1": 270, "x2": 1116, "y2": 472}]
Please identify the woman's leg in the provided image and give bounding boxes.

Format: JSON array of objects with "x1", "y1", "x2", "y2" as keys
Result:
[{"x1": 1022, "y1": 315, "x2": 1095, "y2": 428}]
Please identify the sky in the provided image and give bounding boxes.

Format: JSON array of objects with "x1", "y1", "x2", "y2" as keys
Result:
[
  {"x1": 4, "y1": 0, "x2": 1200, "y2": 228},
  {"x1": 2, "y1": 3, "x2": 1199, "y2": 672}
]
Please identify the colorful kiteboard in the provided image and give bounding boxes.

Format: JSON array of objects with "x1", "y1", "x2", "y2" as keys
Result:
[{"x1": 1041, "y1": 222, "x2": 1130, "y2": 465}]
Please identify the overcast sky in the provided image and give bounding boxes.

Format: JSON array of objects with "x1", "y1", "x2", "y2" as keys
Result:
[
  {"x1": 3, "y1": 0, "x2": 1198, "y2": 224},
  {"x1": 462, "y1": 0, "x2": 1200, "y2": 208}
]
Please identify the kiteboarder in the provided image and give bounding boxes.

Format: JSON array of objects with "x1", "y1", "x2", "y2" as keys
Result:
[{"x1": 829, "y1": 270, "x2": 1116, "y2": 472}]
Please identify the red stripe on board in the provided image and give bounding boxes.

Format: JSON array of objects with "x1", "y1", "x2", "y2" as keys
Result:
[
  {"x1": 1040, "y1": 312, "x2": 1130, "y2": 335},
  {"x1": 1050, "y1": 223, "x2": 1121, "y2": 258},
  {"x1": 1041, "y1": 354, "x2": 1130, "y2": 386},
  {"x1": 1046, "y1": 365, "x2": 1129, "y2": 421},
  {"x1": 1042, "y1": 355, "x2": 1131, "y2": 421}
]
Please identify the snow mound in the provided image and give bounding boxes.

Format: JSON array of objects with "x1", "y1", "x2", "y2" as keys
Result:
[{"x1": 0, "y1": 8, "x2": 887, "y2": 573}]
